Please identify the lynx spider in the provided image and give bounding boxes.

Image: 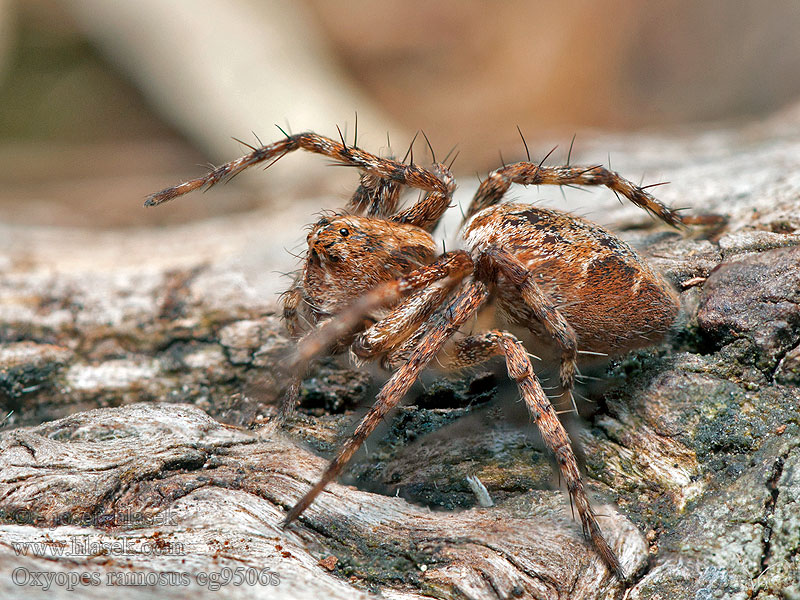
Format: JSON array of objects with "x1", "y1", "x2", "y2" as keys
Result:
[{"x1": 147, "y1": 127, "x2": 685, "y2": 580}]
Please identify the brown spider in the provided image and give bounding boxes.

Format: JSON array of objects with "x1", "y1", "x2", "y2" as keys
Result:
[{"x1": 147, "y1": 129, "x2": 684, "y2": 580}]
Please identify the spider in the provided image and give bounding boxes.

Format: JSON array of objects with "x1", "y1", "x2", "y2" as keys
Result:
[{"x1": 147, "y1": 128, "x2": 684, "y2": 580}]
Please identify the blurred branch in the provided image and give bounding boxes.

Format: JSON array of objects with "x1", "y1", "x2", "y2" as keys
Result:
[{"x1": 64, "y1": 0, "x2": 405, "y2": 189}]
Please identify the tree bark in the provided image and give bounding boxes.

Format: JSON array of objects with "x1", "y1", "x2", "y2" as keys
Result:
[{"x1": 2, "y1": 107, "x2": 800, "y2": 598}]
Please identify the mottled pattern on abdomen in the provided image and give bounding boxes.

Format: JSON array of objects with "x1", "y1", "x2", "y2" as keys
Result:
[{"x1": 463, "y1": 203, "x2": 679, "y2": 354}]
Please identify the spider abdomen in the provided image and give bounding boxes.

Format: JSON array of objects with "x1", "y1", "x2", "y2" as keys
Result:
[{"x1": 463, "y1": 203, "x2": 679, "y2": 354}]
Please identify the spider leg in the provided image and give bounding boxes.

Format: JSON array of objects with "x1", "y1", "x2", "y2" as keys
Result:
[
  {"x1": 378, "y1": 276, "x2": 471, "y2": 371},
  {"x1": 381, "y1": 310, "x2": 445, "y2": 370},
  {"x1": 348, "y1": 162, "x2": 454, "y2": 231},
  {"x1": 276, "y1": 251, "x2": 472, "y2": 422},
  {"x1": 282, "y1": 280, "x2": 488, "y2": 526},
  {"x1": 392, "y1": 163, "x2": 456, "y2": 232},
  {"x1": 447, "y1": 330, "x2": 625, "y2": 580},
  {"x1": 289, "y1": 250, "x2": 473, "y2": 371},
  {"x1": 465, "y1": 160, "x2": 683, "y2": 228},
  {"x1": 347, "y1": 173, "x2": 401, "y2": 217},
  {"x1": 146, "y1": 132, "x2": 454, "y2": 232},
  {"x1": 351, "y1": 279, "x2": 462, "y2": 363},
  {"x1": 478, "y1": 248, "x2": 579, "y2": 401},
  {"x1": 278, "y1": 317, "x2": 343, "y2": 422},
  {"x1": 280, "y1": 281, "x2": 463, "y2": 422},
  {"x1": 277, "y1": 283, "x2": 311, "y2": 421},
  {"x1": 280, "y1": 282, "x2": 307, "y2": 339}
]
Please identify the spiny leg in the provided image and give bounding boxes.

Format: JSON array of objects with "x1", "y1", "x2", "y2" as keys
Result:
[
  {"x1": 379, "y1": 280, "x2": 474, "y2": 371},
  {"x1": 392, "y1": 163, "x2": 456, "y2": 232},
  {"x1": 381, "y1": 320, "x2": 435, "y2": 371},
  {"x1": 281, "y1": 283, "x2": 308, "y2": 339},
  {"x1": 347, "y1": 173, "x2": 401, "y2": 217},
  {"x1": 465, "y1": 161, "x2": 683, "y2": 228},
  {"x1": 282, "y1": 280, "x2": 488, "y2": 526},
  {"x1": 447, "y1": 330, "x2": 625, "y2": 580},
  {"x1": 346, "y1": 163, "x2": 454, "y2": 232},
  {"x1": 276, "y1": 251, "x2": 472, "y2": 422},
  {"x1": 146, "y1": 132, "x2": 454, "y2": 232},
  {"x1": 289, "y1": 250, "x2": 474, "y2": 371},
  {"x1": 347, "y1": 163, "x2": 453, "y2": 232},
  {"x1": 280, "y1": 378, "x2": 302, "y2": 422},
  {"x1": 280, "y1": 280, "x2": 462, "y2": 422},
  {"x1": 478, "y1": 248, "x2": 579, "y2": 403},
  {"x1": 351, "y1": 280, "x2": 461, "y2": 362},
  {"x1": 278, "y1": 283, "x2": 316, "y2": 420},
  {"x1": 278, "y1": 320, "x2": 334, "y2": 422}
]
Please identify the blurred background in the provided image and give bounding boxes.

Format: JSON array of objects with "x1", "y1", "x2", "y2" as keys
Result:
[{"x1": 2, "y1": 0, "x2": 800, "y2": 230}]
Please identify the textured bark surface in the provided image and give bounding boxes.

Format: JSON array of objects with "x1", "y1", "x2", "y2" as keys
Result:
[{"x1": 1, "y1": 108, "x2": 800, "y2": 599}]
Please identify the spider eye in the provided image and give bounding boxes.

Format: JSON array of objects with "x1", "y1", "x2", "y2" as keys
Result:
[{"x1": 339, "y1": 228, "x2": 349, "y2": 237}]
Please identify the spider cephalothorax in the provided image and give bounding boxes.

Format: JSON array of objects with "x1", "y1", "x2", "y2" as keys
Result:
[
  {"x1": 302, "y1": 214, "x2": 438, "y2": 317},
  {"x1": 147, "y1": 130, "x2": 685, "y2": 580}
]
